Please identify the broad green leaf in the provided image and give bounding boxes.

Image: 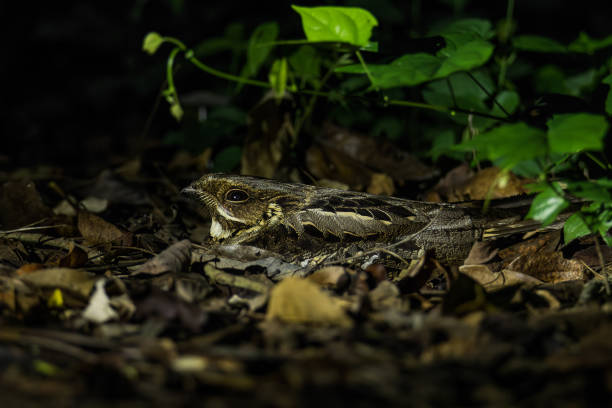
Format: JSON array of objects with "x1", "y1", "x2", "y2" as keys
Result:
[
  {"x1": 454, "y1": 123, "x2": 547, "y2": 169},
  {"x1": 142, "y1": 32, "x2": 163, "y2": 55},
  {"x1": 436, "y1": 40, "x2": 495, "y2": 78},
  {"x1": 335, "y1": 18, "x2": 494, "y2": 89},
  {"x1": 289, "y1": 45, "x2": 321, "y2": 85},
  {"x1": 243, "y1": 22, "x2": 279, "y2": 77},
  {"x1": 563, "y1": 213, "x2": 592, "y2": 243},
  {"x1": 513, "y1": 35, "x2": 567, "y2": 53},
  {"x1": 567, "y1": 179, "x2": 612, "y2": 201},
  {"x1": 213, "y1": 146, "x2": 242, "y2": 173},
  {"x1": 547, "y1": 113, "x2": 609, "y2": 153},
  {"x1": 603, "y1": 74, "x2": 612, "y2": 116},
  {"x1": 534, "y1": 65, "x2": 568, "y2": 94},
  {"x1": 568, "y1": 32, "x2": 612, "y2": 54},
  {"x1": 336, "y1": 53, "x2": 441, "y2": 88},
  {"x1": 526, "y1": 185, "x2": 569, "y2": 226},
  {"x1": 433, "y1": 18, "x2": 494, "y2": 41},
  {"x1": 291, "y1": 5, "x2": 378, "y2": 47}
]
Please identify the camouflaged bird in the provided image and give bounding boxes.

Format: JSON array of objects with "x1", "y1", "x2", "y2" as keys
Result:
[{"x1": 182, "y1": 173, "x2": 559, "y2": 267}]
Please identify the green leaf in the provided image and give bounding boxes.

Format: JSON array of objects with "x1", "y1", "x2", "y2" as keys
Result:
[
  {"x1": 454, "y1": 123, "x2": 547, "y2": 169},
  {"x1": 336, "y1": 53, "x2": 440, "y2": 88},
  {"x1": 563, "y1": 213, "x2": 592, "y2": 243},
  {"x1": 513, "y1": 35, "x2": 567, "y2": 53},
  {"x1": 568, "y1": 32, "x2": 612, "y2": 54},
  {"x1": 291, "y1": 5, "x2": 378, "y2": 47},
  {"x1": 213, "y1": 146, "x2": 242, "y2": 173},
  {"x1": 142, "y1": 32, "x2": 164, "y2": 55},
  {"x1": 243, "y1": 22, "x2": 279, "y2": 77},
  {"x1": 603, "y1": 74, "x2": 612, "y2": 116},
  {"x1": 269, "y1": 58, "x2": 288, "y2": 98},
  {"x1": 335, "y1": 18, "x2": 494, "y2": 89},
  {"x1": 526, "y1": 185, "x2": 569, "y2": 226},
  {"x1": 567, "y1": 179, "x2": 612, "y2": 201},
  {"x1": 289, "y1": 45, "x2": 321, "y2": 85},
  {"x1": 547, "y1": 113, "x2": 609, "y2": 154}
]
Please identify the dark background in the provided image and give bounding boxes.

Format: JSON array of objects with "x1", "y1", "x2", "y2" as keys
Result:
[{"x1": 3, "y1": 0, "x2": 609, "y2": 176}]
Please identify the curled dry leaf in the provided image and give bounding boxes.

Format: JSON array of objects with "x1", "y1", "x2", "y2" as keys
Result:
[
  {"x1": 459, "y1": 264, "x2": 543, "y2": 291},
  {"x1": 266, "y1": 277, "x2": 352, "y2": 327},
  {"x1": 132, "y1": 239, "x2": 192, "y2": 276}
]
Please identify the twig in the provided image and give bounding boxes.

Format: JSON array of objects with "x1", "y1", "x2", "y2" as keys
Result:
[
  {"x1": 0, "y1": 232, "x2": 105, "y2": 262},
  {"x1": 203, "y1": 264, "x2": 270, "y2": 294}
]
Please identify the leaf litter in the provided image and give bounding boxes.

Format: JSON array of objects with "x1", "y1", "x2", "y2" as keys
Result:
[{"x1": 0, "y1": 158, "x2": 611, "y2": 407}]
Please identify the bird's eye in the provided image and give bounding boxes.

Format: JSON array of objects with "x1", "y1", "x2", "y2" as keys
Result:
[{"x1": 225, "y1": 189, "x2": 249, "y2": 202}]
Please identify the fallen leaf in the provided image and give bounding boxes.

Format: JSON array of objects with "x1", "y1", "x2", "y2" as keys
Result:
[
  {"x1": 20, "y1": 267, "x2": 97, "y2": 299},
  {"x1": 0, "y1": 181, "x2": 53, "y2": 229},
  {"x1": 59, "y1": 244, "x2": 89, "y2": 268},
  {"x1": 78, "y1": 211, "x2": 131, "y2": 246},
  {"x1": 367, "y1": 173, "x2": 394, "y2": 196},
  {"x1": 132, "y1": 240, "x2": 191, "y2": 276},
  {"x1": 308, "y1": 266, "x2": 352, "y2": 290},
  {"x1": 266, "y1": 277, "x2": 352, "y2": 327},
  {"x1": 505, "y1": 252, "x2": 586, "y2": 283},
  {"x1": 459, "y1": 264, "x2": 542, "y2": 291}
]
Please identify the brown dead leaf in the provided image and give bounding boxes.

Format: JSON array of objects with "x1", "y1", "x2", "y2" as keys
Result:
[
  {"x1": 426, "y1": 165, "x2": 527, "y2": 202},
  {"x1": 367, "y1": 173, "x2": 395, "y2": 196},
  {"x1": 319, "y1": 123, "x2": 438, "y2": 183},
  {"x1": 0, "y1": 181, "x2": 53, "y2": 229},
  {"x1": 77, "y1": 211, "x2": 131, "y2": 246},
  {"x1": 308, "y1": 266, "x2": 352, "y2": 290},
  {"x1": 132, "y1": 240, "x2": 191, "y2": 276},
  {"x1": 306, "y1": 143, "x2": 371, "y2": 191},
  {"x1": 459, "y1": 264, "x2": 542, "y2": 291},
  {"x1": 266, "y1": 277, "x2": 352, "y2": 327},
  {"x1": 498, "y1": 231, "x2": 561, "y2": 261},
  {"x1": 16, "y1": 263, "x2": 46, "y2": 275},
  {"x1": 505, "y1": 252, "x2": 586, "y2": 283},
  {"x1": 20, "y1": 267, "x2": 97, "y2": 299},
  {"x1": 59, "y1": 244, "x2": 88, "y2": 268},
  {"x1": 463, "y1": 241, "x2": 499, "y2": 265},
  {"x1": 241, "y1": 93, "x2": 295, "y2": 178}
]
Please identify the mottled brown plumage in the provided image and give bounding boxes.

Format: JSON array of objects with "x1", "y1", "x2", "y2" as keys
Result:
[{"x1": 182, "y1": 173, "x2": 555, "y2": 266}]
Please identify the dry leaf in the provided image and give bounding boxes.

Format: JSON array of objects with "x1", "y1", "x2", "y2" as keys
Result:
[
  {"x1": 367, "y1": 173, "x2": 395, "y2": 196},
  {"x1": 132, "y1": 240, "x2": 191, "y2": 276},
  {"x1": 59, "y1": 244, "x2": 89, "y2": 268},
  {"x1": 20, "y1": 267, "x2": 97, "y2": 299},
  {"x1": 459, "y1": 264, "x2": 543, "y2": 291},
  {"x1": 0, "y1": 181, "x2": 53, "y2": 229},
  {"x1": 308, "y1": 266, "x2": 351, "y2": 290},
  {"x1": 505, "y1": 252, "x2": 586, "y2": 283},
  {"x1": 266, "y1": 277, "x2": 352, "y2": 327},
  {"x1": 78, "y1": 211, "x2": 131, "y2": 246}
]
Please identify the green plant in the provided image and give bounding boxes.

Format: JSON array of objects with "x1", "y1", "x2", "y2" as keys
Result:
[{"x1": 143, "y1": 4, "x2": 612, "y2": 247}]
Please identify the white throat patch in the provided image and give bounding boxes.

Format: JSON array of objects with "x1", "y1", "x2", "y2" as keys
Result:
[{"x1": 210, "y1": 219, "x2": 231, "y2": 240}]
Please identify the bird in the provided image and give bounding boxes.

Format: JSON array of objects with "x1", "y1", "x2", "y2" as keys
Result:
[{"x1": 181, "y1": 173, "x2": 564, "y2": 267}]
